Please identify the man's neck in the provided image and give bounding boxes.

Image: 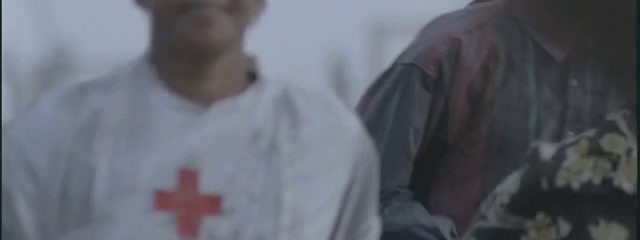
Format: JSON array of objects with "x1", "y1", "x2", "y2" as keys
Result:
[
  {"x1": 151, "y1": 46, "x2": 250, "y2": 106},
  {"x1": 511, "y1": 0, "x2": 633, "y2": 60}
]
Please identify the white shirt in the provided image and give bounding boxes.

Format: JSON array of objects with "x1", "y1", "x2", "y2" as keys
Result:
[
  {"x1": 2, "y1": 57, "x2": 381, "y2": 240},
  {"x1": 2, "y1": 76, "x2": 14, "y2": 125}
]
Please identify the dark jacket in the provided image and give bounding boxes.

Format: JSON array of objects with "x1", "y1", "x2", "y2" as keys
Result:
[{"x1": 357, "y1": 1, "x2": 630, "y2": 239}]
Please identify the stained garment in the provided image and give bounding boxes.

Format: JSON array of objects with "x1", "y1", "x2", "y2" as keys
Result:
[
  {"x1": 2, "y1": 56, "x2": 381, "y2": 240},
  {"x1": 463, "y1": 111, "x2": 637, "y2": 240},
  {"x1": 357, "y1": 1, "x2": 630, "y2": 239}
]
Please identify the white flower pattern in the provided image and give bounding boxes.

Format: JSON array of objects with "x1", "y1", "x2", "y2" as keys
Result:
[
  {"x1": 556, "y1": 139, "x2": 594, "y2": 190},
  {"x1": 598, "y1": 133, "x2": 637, "y2": 194},
  {"x1": 599, "y1": 134, "x2": 628, "y2": 157},
  {"x1": 521, "y1": 213, "x2": 572, "y2": 240},
  {"x1": 590, "y1": 158, "x2": 613, "y2": 186},
  {"x1": 613, "y1": 156, "x2": 637, "y2": 194},
  {"x1": 555, "y1": 131, "x2": 637, "y2": 192},
  {"x1": 463, "y1": 111, "x2": 636, "y2": 240},
  {"x1": 588, "y1": 219, "x2": 629, "y2": 240}
]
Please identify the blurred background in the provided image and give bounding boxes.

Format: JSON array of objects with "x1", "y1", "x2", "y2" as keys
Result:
[{"x1": 2, "y1": 0, "x2": 470, "y2": 125}]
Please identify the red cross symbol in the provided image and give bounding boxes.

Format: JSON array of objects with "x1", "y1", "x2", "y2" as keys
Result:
[{"x1": 155, "y1": 169, "x2": 223, "y2": 238}]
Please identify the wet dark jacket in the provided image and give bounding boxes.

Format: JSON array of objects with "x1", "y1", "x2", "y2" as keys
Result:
[{"x1": 357, "y1": 1, "x2": 629, "y2": 239}]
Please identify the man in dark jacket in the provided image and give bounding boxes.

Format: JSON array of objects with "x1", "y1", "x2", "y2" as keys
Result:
[{"x1": 357, "y1": 0, "x2": 636, "y2": 239}]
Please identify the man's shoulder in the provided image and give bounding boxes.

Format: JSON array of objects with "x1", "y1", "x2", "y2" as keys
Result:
[
  {"x1": 264, "y1": 80, "x2": 378, "y2": 175},
  {"x1": 260, "y1": 79, "x2": 372, "y2": 147},
  {"x1": 2, "y1": 69, "x2": 128, "y2": 178},
  {"x1": 439, "y1": 3, "x2": 503, "y2": 27},
  {"x1": 275, "y1": 80, "x2": 363, "y2": 130},
  {"x1": 397, "y1": 1, "x2": 513, "y2": 68},
  {"x1": 41, "y1": 74, "x2": 119, "y2": 110},
  {"x1": 5, "y1": 69, "x2": 123, "y2": 140},
  {"x1": 415, "y1": 1, "x2": 509, "y2": 44}
]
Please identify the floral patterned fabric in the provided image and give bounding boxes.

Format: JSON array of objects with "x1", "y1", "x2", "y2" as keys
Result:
[{"x1": 463, "y1": 112, "x2": 637, "y2": 240}]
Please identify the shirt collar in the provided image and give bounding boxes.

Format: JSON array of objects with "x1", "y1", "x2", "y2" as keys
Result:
[{"x1": 509, "y1": 1, "x2": 594, "y2": 62}]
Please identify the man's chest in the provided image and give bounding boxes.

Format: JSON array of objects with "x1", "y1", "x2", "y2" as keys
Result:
[
  {"x1": 51, "y1": 120, "x2": 282, "y2": 239},
  {"x1": 481, "y1": 53, "x2": 626, "y2": 186},
  {"x1": 426, "y1": 52, "x2": 628, "y2": 228}
]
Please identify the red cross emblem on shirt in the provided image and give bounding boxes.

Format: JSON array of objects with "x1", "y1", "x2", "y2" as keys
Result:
[{"x1": 155, "y1": 169, "x2": 223, "y2": 238}]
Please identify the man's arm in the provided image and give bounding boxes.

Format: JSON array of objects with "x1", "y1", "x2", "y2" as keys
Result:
[
  {"x1": 2, "y1": 132, "x2": 44, "y2": 240},
  {"x1": 328, "y1": 129, "x2": 381, "y2": 240},
  {"x1": 357, "y1": 63, "x2": 456, "y2": 240}
]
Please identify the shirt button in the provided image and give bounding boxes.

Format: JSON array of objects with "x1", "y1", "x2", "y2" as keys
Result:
[{"x1": 570, "y1": 78, "x2": 579, "y2": 87}]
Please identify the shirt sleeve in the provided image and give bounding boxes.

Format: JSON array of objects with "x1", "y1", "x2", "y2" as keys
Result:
[
  {"x1": 328, "y1": 129, "x2": 381, "y2": 240},
  {"x1": 357, "y1": 63, "x2": 456, "y2": 240},
  {"x1": 2, "y1": 131, "x2": 45, "y2": 240}
]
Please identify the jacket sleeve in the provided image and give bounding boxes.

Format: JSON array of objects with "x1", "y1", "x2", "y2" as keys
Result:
[{"x1": 357, "y1": 63, "x2": 456, "y2": 240}]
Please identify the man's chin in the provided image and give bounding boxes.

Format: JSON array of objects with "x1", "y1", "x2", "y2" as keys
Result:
[{"x1": 172, "y1": 40, "x2": 229, "y2": 62}]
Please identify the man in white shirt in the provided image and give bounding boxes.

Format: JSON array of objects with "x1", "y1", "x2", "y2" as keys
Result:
[{"x1": 1, "y1": 0, "x2": 381, "y2": 239}]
